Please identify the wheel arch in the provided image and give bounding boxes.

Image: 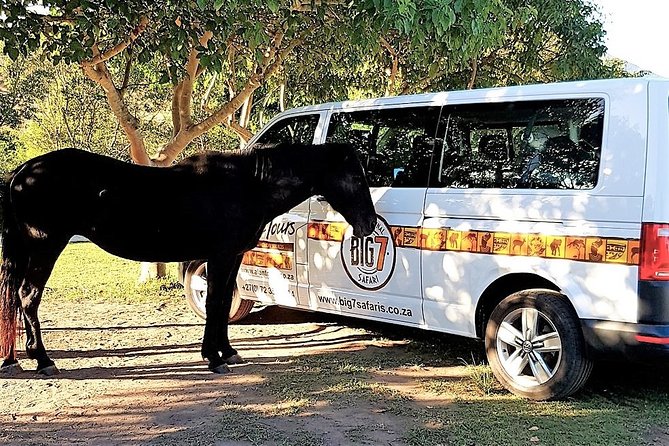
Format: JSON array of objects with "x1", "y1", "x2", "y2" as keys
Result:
[{"x1": 474, "y1": 273, "x2": 563, "y2": 338}]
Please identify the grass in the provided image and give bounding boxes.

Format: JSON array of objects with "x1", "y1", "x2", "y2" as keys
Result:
[
  {"x1": 459, "y1": 353, "x2": 502, "y2": 396},
  {"x1": 254, "y1": 350, "x2": 669, "y2": 446},
  {"x1": 217, "y1": 404, "x2": 324, "y2": 446},
  {"x1": 36, "y1": 243, "x2": 669, "y2": 445},
  {"x1": 44, "y1": 242, "x2": 184, "y2": 303}
]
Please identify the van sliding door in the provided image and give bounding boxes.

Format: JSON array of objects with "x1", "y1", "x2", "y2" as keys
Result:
[{"x1": 422, "y1": 98, "x2": 620, "y2": 337}]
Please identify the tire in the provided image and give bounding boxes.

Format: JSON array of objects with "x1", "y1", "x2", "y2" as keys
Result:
[
  {"x1": 484, "y1": 289, "x2": 593, "y2": 401},
  {"x1": 183, "y1": 260, "x2": 255, "y2": 323}
]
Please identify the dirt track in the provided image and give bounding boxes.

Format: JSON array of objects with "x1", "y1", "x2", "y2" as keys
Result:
[
  {"x1": 1, "y1": 297, "x2": 471, "y2": 445},
  {"x1": 4, "y1": 297, "x2": 669, "y2": 446}
]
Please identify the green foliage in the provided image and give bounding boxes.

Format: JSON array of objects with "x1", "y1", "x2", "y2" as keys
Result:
[
  {"x1": 0, "y1": 43, "x2": 52, "y2": 128},
  {"x1": 0, "y1": 129, "x2": 24, "y2": 177},
  {"x1": 0, "y1": 1, "x2": 613, "y2": 92},
  {"x1": 0, "y1": 0, "x2": 619, "y2": 166}
]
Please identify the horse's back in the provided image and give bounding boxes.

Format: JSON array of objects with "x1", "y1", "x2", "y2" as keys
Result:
[{"x1": 6, "y1": 148, "x2": 262, "y2": 261}]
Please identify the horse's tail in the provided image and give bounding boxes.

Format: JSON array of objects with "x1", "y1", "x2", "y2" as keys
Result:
[{"x1": 0, "y1": 173, "x2": 26, "y2": 358}]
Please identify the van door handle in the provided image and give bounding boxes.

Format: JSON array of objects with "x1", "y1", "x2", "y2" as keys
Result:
[{"x1": 562, "y1": 221, "x2": 589, "y2": 229}]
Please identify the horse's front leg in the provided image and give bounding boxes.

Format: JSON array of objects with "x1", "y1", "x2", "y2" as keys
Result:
[{"x1": 201, "y1": 253, "x2": 244, "y2": 374}]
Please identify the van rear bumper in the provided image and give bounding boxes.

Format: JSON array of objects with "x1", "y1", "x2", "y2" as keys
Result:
[{"x1": 582, "y1": 319, "x2": 669, "y2": 360}]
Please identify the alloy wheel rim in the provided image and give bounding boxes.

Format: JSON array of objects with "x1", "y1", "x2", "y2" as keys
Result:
[
  {"x1": 189, "y1": 263, "x2": 241, "y2": 318},
  {"x1": 495, "y1": 307, "x2": 562, "y2": 387}
]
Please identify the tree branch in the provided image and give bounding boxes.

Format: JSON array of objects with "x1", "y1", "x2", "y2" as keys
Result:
[
  {"x1": 83, "y1": 16, "x2": 149, "y2": 65},
  {"x1": 178, "y1": 31, "x2": 213, "y2": 132},
  {"x1": 200, "y1": 72, "x2": 218, "y2": 112},
  {"x1": 81, "y1": 45, "x2": 150, "y2": 165},
  {"x1": 153, "y1": 27, "x2": 311, "y2": 166},
  {"x1": 194, "y1": 74, "x2": 262, "y2": 139},
  {"x1": 171, "y1": 82, "x2": 183, "y2": 139},
  {"x1": 239, "y1": 91, "x2": 254, "y2": 128},
  {"x1": 279, "y1": 81, "x2": 286, "y2": 112},
  {"x1": 400, "y1": 66, "x2": 450, "y2": 95},
  {"x1": 467, "y1": 57, "x2": 478, "y2": 90},
  {"x1": 228, "y1": 121, "x2": 254, "y2": 142},
  {"x1": 261, "y1": 27, "x2": 285, "y2": 70},
  {"x1": 380, "y1": 36, "x2": 399, "y2": 96},
  {"x1": 262, "y1": 36, "x2": 305, "y2": 79},
  {"x1": 152, "y1": 74, "x2": 262, "y2": 166},
  {"x1": 120, "y1": 49, "x2": 133, "y2": 97}
]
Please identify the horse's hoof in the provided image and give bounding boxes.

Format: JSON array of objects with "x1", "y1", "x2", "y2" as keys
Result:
[
  {"x1": 224, "y1": 353, "x2": 247, "y2": 365},
  {"x1": 210, "y1": 363, "x2": 232, "y2": 374},
  {"x1": 37, "y1": 365, "x2": 60, "y2": 376},
  {"x1": 0, "y1": 362, "x2": 23, "y2": 375}
]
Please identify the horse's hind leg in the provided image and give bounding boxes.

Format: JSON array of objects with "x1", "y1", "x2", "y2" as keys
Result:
[
  {"x1": 0, "y1": 344, "x2": 22, "y2": 374},
  {"x1": 20, "y1": 241, "x2": 66, "y2": 375}
]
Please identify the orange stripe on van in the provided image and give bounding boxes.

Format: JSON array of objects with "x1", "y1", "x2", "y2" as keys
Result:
[
  {"x1": 302, "y1": 222, "x2": 640, "y2": 266},
  {"x1": 307, "y1": 221, "x2": 348, "y2": 242},
  {"x1": 398, "y1": 226, "x2": 640, "y2": 265},
  {"x1": 242, "y1": 250, "x2": 293, "y2": 270}
]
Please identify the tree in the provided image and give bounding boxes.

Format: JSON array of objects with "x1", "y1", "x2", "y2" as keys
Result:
[
  {"x1": 360, "y1": 0, "x2": 616, "y2": 95},
  {"x1": 0, "y1": 44, "x2": 54, "y2": 177},
  {"x1": 0, "y1": 1, "x2": 525, "y2": 164},
  {"x1": 0, "y1": 1, "x2": 616, "y2": 280}
]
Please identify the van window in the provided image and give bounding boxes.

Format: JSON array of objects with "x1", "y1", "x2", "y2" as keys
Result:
[
  {"x1": 435, "y1": 98, "x2": 604, "y2": 189},
  {"x1": 256, "y1": 114, "x2": 320, "y2": 145},
  {"x1": 326, "y1": 106, "x2": 441, "y2": 187}
]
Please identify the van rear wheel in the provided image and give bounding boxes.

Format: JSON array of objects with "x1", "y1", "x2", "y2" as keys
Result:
[
  {"x1": 485, "y1": 290, "x2": 592, "y2": 400},
  {"x1": 183, "y1": 260, "x2": 255, "y2": 322}
]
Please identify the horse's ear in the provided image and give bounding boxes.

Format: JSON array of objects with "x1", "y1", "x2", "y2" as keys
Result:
[
  {"x1": 321, "y1": 142, "x2": 358, "y2": 165},
  {"x1": 334, "y1": 143, "x2": 356, "y2": 161}
]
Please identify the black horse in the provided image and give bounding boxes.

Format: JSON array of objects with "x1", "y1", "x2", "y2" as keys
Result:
[{"x1": 0, "y1": 143, "x2": 376, "y2": 375}]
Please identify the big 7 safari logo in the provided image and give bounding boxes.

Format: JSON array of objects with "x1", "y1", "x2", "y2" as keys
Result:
[{"x1": 341, "y1": 217, "x2": 396, "y2": 290}]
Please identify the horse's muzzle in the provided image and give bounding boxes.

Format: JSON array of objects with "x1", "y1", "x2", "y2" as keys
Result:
[{"x1": 353, "y1": 217, "x2": 377, "y2": 238}]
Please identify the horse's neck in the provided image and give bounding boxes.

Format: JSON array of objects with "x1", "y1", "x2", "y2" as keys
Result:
[{"x1": 255, "y1": 146, "x2": 317, "y2": 215}]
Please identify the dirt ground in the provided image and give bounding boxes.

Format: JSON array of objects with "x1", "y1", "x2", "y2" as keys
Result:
[
  {"x1": 4, "y1": 297, "x2": 669, "y2": 446},
  {"x1": 0, "y1": 297, "x2": 475, "y2": 446}
]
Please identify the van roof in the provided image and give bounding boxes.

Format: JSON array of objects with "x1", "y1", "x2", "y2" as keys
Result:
[{"x1": 284, "y1": 77, "x2": 669, "y2": 114}]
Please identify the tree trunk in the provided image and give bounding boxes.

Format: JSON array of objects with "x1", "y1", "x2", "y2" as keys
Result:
[
  {"x1": 467, "y1": 58, "x2": 478, "y2": 90},
  {"x1": 139, "y1": 261, "x2": 167, "y2": 283}
]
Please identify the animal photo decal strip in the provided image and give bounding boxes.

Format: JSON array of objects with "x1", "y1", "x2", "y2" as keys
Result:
[{"x1": 307, "y1": 222, "x2": 640, "y2": 266}]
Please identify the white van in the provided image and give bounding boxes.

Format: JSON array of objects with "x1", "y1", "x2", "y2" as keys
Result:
[{"x1": 183, "y1": 78, "x2": 669, "y2": 400}]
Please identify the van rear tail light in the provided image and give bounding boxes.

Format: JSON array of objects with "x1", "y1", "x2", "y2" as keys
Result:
[{"x1": 639, "y1": 223, "x2": 669, "y2": 281}]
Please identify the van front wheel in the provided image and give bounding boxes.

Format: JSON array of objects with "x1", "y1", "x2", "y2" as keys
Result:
[
  {"x1": 183, "y1": 260, "x2": 255, "y2": 322},
  {"x1": 485, "y1": 290, "x2": 592, "y2": 400}
]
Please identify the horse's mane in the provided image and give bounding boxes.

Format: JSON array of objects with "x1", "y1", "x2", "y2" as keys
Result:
[
  {"x1": 179, "y1": 142, "x2": 354, "y2": 184},
  {"x1": 243, "y1": 142, "x2": 336, "y2": 183}
]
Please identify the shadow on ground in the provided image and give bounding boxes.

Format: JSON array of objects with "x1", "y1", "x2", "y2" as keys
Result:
[{"x1": 4, "y1": 305, "x2": 669, "y2": 446}]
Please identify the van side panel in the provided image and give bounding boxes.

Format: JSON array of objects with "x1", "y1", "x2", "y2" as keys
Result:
[{"x1": 422, "y1": 86, "x2": 648, "y2": 336}]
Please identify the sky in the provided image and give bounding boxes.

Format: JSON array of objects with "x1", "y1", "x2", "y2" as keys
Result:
[{"x1": 593, "y1": 0, "x2": 669, "y2": 77}]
